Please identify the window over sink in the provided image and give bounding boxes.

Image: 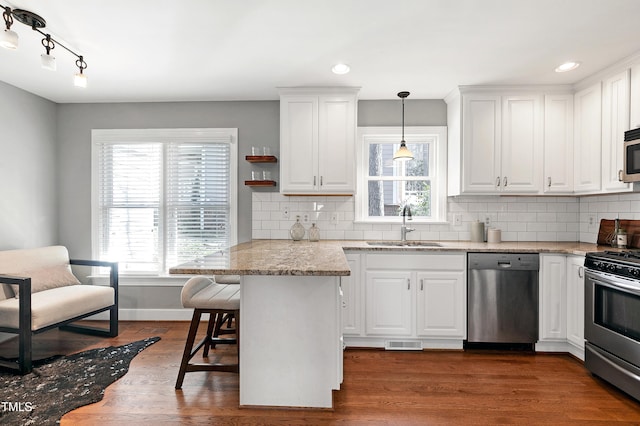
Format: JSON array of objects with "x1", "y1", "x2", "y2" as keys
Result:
[{"x1": 355, "y1": 126, "x2": 447, "y2": 223}]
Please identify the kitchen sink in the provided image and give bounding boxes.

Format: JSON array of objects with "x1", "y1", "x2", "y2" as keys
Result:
[{"x1": 366, "y1": 241, "x2": 442, "y2": 247}]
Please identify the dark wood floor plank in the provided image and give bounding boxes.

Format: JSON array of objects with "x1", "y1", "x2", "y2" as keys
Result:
[{"x1": 1, "y1": 321, "x2": 639, "y2": 425}]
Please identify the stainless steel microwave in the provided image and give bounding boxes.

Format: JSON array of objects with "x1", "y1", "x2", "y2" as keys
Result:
[{"x1": 621, "y1": 128, "x2": 640, "y2": 183}]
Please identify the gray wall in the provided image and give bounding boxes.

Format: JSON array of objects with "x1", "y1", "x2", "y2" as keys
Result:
[
  {"x1": 56, "y1": 101, "x2": 280, "y2": 258},
  {"x1": 0, "y1": 81, "x2": 58, "y2": 250},
  {"x1": 358, "y1": 99, "x2": 447, "y2": 126}
]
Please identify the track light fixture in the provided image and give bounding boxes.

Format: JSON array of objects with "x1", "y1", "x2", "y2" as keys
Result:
[{"x1": 0, "y1": 4, "x2": 87, "y2": 87}]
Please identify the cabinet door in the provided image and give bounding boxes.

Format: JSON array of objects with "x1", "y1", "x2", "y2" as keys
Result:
[
  {"x1": 544, "y1": 94, "x2": 574, "y2": 193},
  {"x1": 318, "y1": 95, "x2": 356, "y2": 193},
  {"x1": 602, "y1": 70, "x2": 631, "y2": 192},
  {"x1": 501, "y1": 95, "x2": 543, "y2": 194},
  {"x1": 539, "y1": 255, "x2": 567, "y2": 341},
  {"x1": 462, "y1": 95, "x2": 502, "y2": 193},
  {"x1": 574, "y1": 83, "x2": 602, "y2": 193},
  {"x1": 566, "y1": 256, "x2": 585, "y2": 349},
  {"x1": 416, "y1": 271, "x2": 465, "y2": 338},
  {"x1": 342, "y1": 253, "x2": 362, "y2": 335},
  {"x1": 280, "y1": 96, "x2": 319, "y2": 193},
  {"x1": 365, "y1": 271, "x2": 412, "y2": 336}
]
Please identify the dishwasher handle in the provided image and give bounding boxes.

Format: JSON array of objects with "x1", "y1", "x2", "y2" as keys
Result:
[{"x1": 497, "y1": 261, "x2": 512, "y2": 268}]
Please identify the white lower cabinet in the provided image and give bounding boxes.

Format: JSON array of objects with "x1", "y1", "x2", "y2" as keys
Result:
[
  {"x1": 347, "y1": 252, "x2": 466, "y2": 348},
  {"x1": 539, "y1": 254, "x2": 567, "y2": 341},
  {"x1": 341, "y1": 253, "x2": 363, "y2": 335},
  {"x1": 365, "y1": 270, "x2": 413, "y2": 336},
  {"x1": 566, "y1": 255, "x2": 585, "y2": 359},
  {"x1": 537, "y1": 253, "x2": 585, "y2": 360}
]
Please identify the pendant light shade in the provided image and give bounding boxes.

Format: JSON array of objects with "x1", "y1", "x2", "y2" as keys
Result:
[
  {"x1": 0, "y1": 28, "x2": 17, "y2": 49},
  {"x1": 393, "y1": 91, "x2": 414, "y2": 161}
]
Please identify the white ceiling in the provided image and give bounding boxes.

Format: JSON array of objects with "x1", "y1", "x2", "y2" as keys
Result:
[{"x1": 1, "y1": 0, "x2": 640, "y2": 103}]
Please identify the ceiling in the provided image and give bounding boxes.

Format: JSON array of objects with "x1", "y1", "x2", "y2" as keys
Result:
[{"x1": 1, "y1": 0, "x2": 640, "y2": 103}]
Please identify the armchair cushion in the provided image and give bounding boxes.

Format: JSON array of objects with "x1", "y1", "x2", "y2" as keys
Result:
[{"x1": 0, "y1": 285, "x2": 115, "y2": 331}]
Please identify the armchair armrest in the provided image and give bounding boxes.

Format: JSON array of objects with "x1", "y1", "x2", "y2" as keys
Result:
[
  {"x1": 0, "y1": 275, "x2": 32, "y2": 333},
  {"x1": 70, "y1": 259, "x2": 118, "y2": 292}
]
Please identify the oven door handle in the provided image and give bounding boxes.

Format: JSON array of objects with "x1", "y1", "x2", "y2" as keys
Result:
[
  {"x1": 588, "y1": 344, "x2": 640, "y2": 382},
  {"x1": 592, "y1": 277, "x2": 640, "y2": 297}
]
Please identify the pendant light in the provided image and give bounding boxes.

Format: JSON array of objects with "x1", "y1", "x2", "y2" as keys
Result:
[{"x1": 393, "y1": 91, "x2": 414, "y2": 161}]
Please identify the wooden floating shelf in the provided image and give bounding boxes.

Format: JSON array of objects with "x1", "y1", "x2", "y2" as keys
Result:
[
  {"x1": 246, "y1": 155, "x2": 278, "y2": 163},
  {"x1": 245, "y1": 180, "x2": 277, "y2": 187}
]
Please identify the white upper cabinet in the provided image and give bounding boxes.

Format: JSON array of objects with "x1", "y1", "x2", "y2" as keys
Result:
[
  {"x1": 573, "y1": 82, "x2": 603, "y2": 193},
  {"x1": 460, "y1": 94, "x2": 502, "y2": 193},
  {"x1": 544, "y1": 94, "x2": 574, "y2": 193},
  {"x1": 601, "y1": 69, "x2": 631, "y2": 192},
  {"x1": 279, "y1": 87, "x2": 359, "y2": 194},
  {"x1": 448, "y1": 90, "x2": 543, "y2": 195},
  {"x1": 500, "y1": 95, "x2": 543, "y2": 193}
]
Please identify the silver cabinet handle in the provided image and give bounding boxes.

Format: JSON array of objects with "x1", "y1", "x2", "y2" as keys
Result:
[
  {"x1": 503, "y1": 176, "x2": 508, "y2": 187},
  {"x1": 578, "y1": 266, "x2": 584, "y2": 279},
  {"x1": 547, "y1": 177, "x2": 552, "y2": 188},
  {"x1": 496, "y1": 177, "x2": 501, "y2": 187},
  {"x1": 407, "y1": 278, "x2": 410, "y2": 290},
  {"x1": 313, "y1": 176, "x2": 316, "y2": 186},
  {"x1": 320, "y1": 176, "x2": 323, "y2": 186},
  {"x1": 619, "y1": 170, "x2": 624, "y2": 182},
  {"x1": 420, "y1": 279, "x2": 424, "y2": 291}
]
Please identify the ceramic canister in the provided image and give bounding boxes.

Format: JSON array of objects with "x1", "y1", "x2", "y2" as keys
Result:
[
  {"x1": 470, "y1": 221, "x2": 485, "y2": 242},
  {"x1": 487, "y1": 228, "x2": 502, "y2": 243}
]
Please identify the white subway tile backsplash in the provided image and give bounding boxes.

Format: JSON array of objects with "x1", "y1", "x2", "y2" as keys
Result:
[{"x1": 252, "y1": 192, "x2": 640, "y2": 243}]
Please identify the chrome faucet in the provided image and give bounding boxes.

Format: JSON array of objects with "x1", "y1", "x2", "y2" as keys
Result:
[{"x1": 400, "y1": 205, "x2": 415, "y2": 242}]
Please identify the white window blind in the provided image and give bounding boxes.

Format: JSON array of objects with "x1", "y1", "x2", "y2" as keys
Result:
[{"x1": 92, "y1": 129, "x2": 237, "y2": 275}]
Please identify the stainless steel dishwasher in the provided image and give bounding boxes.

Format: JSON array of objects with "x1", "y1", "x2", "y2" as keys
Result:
[{"x1": 466, "y1": 253, "x2": 539, "y2": 349}]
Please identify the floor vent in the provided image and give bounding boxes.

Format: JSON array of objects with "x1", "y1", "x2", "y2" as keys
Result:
[{"x1": 384, "y1": 340, "x2": 423, "y2": 351}]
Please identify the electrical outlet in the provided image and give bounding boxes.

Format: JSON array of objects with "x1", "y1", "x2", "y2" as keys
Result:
[
  {"x1": 302, "y1": 213, "x2": 310, "y2": 224},
  {"x1": 282, "y1": 206, "x2": 290, "y2": 220},
  {"x1": 453, "y1": 213, "x2": 462, "y2": 227},
  {"x1": 484, "y1": 216, "x2": 491, "y2": 227},
  {"x1": 588, "y1": 214, "x2": 598, "y2": 232},
  {"x1": 588, "y1": 215, "x2": 595, "y2": 226},
  {"x1": 331, "y1": 212, "x2": 339, "y2": 225}
]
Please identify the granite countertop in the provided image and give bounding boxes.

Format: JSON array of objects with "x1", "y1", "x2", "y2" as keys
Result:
[
  {"x1": 169, "y1": 239, "x2": 609, "y2": 277},
  {"x1": 169, "y1": 240, "x2": 352, "y2": 276}
]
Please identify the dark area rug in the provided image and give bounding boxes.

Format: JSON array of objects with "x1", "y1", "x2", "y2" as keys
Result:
[{"x1": 0, "y1": 336, "x2": 160, "y2": 425}]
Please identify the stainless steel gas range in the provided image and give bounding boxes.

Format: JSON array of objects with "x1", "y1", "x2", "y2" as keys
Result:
[{"x1": 584, "y1": 251, "x2": 640, "y2": 401}]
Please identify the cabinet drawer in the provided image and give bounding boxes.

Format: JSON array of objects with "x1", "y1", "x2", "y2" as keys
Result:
[{"x1": 364, "y1": 253, "x2": 465, "y2": 271}]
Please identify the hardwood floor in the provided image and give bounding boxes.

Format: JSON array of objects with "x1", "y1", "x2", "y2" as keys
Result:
[{"x1": 2, "y1": 321, "x2": 640, "y2": 425}]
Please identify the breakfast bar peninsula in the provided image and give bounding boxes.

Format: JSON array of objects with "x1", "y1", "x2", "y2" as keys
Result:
[{"x1": 170, "y1": 240, "x2": 350, "y2": 408}]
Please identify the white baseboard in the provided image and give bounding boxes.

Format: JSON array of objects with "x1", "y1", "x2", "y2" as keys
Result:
[{"x1": 86, "y1": 309, "x2": 193, "y2": 321}]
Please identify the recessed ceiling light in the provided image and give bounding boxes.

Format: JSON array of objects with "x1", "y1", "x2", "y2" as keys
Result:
[
  {"x1": 555, "y1": 61, "x2": 580, "y2": 73},
  {"x1": 332, "y1": 63, "x2": 350, "y2": 75}
]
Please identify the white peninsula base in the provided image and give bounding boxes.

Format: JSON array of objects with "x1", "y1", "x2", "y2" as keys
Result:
[{"x1": 239, "y1": 275, "x2": 343, "y2": 408}]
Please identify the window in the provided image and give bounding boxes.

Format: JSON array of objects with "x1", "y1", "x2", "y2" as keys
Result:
[
  {"x1": 92, "y1": 128, "x2": 237, "y2": 275},
  {"x1": 356, "y1": 127, "x2": 447, "y2": 222}
]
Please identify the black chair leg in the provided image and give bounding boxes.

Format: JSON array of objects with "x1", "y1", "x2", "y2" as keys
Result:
[
  {"x1": 175, "y1": 309, "x2": 202, "y2": 389},
  {"x1": 203, "y1": 312, "x2": 218, "y2": 357}
]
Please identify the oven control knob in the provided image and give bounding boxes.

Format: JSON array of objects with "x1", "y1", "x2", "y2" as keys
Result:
[{"x1": 632, "y1": 269, "x2": 640, "y2": 277}]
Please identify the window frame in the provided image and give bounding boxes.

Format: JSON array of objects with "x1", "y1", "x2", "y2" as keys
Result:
[
  {"x1": 355, "y1": 126, "x2": 448, "y2": 223},
  {"x1": 91, "y1": 128, "x2": 238, "y2": 276}
]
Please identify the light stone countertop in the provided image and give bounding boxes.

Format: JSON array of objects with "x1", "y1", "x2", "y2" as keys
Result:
[{"x1": 169, "y1": 239, "x2": 611, "y2": 277}]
